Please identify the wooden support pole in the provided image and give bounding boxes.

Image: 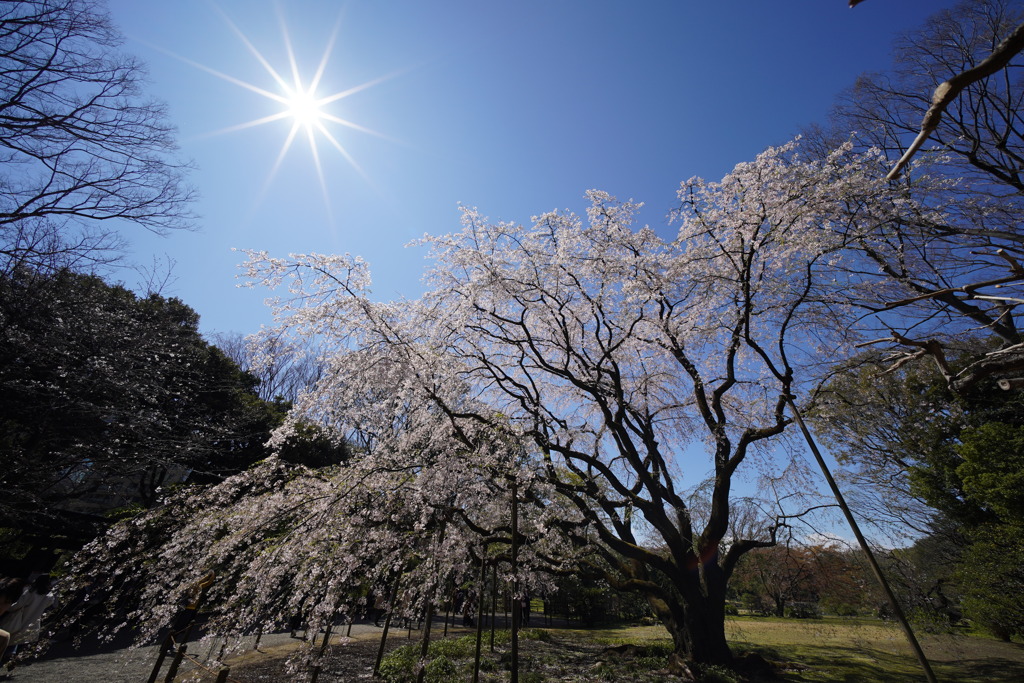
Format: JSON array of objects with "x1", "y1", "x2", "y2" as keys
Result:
[
  {"x1": 443, "y1": 597, "x2": 451, "y2": 637},
  {"x1": 163, "y1": 643, "x2": 187, "y2": 683},
  {"x1": 415, "y1": 600, "x2": 436, "y2": 683},
  {"x1": 787, "y1": 398, "x2": 939, "y2": 683},
  {"x1": 472, "y1": 557, "x2": 487, "y2": 683},
  {"x1": 511, "y1": 475, "x2": 519, "y2": 683},
  {"x1": 146, "y1": 633, "x2": 175, "y2": 683},
  {"x1": 490, "y1": 563, "x2": 497, "y2": 651},
  {"x1": 414, "y1": 522, "x2": 448, "y2": 683},
  {"x1": 311, "y1": 601, "x2": 341, "y2": 683},
  {"x1": 373, "y1": 574, "x2": 402, "y2": 677}
]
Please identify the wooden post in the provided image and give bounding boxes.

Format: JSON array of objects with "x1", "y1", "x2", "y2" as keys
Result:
[
  {"x1": 414, "y1": 523, "x2": 449, "y2": 683},
  {"x1": 146, "y1": 632, "x2": 175, "y2": 683},
  {"x1": 163, "y1": 643, "x2": 187, "y2": 683},
  {"x1": 489, "y1": 563, "x2": 498, "y2": 651},
  {"x1": 373, "y1": 574, "x2": 402, "y2": 677},
  {"x1": 511, "y1": 475, "x2": 519, "y2": 683},
  {"x1": 787, "y1": 398, "x2": 939, "y2": 683},
  {"x1": 443, "y1": 579, "x2": 454, "y2": 638},
  {"x1": 472, "y1": 557, "x2": 487, "y2": 683},
  {"x1": 310, "y1": 599, "x2": 341, "y2": 683},
  {"x1": 415, "y1": 600, "x2": 437, "y2": 683},
  {"x1": 215, "y1": 666, "x2": 230, "y2": 683}
]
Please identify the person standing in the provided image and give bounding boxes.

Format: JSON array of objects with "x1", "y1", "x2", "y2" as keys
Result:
[
  {"x1": 0, "y1": 578, "x2": 27, "y2": 662},
  {"x1": 0, "y1": 575, "x2": 55, "y2": 658}
]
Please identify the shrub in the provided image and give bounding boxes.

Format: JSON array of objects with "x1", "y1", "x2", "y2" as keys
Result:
[
  {"x1": 823, "y1": 601, "x2": 859, "y2": 617},
  {"x1": 429, "y1": 635, "x2": 475, "y2": 658},
  {"x1": 377, "y1": 644, "x2": 418, "y2": 683},
  {"x1": 423, "y1": 654, "x2": 459, "y2": 681},
  {"x1": 378, "y1": 637, "x2": 476, "y2": 683},
  {"x1": 784, "y1": 603, "x2": 822, "y2": 619},
  {"x1": 519, "y1": 627, "x2": 552, "y2": 642},
  {"x1": 740, "y1": 592, "x2": 771, "y2": 616}
]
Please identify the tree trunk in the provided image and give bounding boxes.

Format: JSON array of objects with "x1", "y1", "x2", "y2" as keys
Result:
[
  {"x1": 643, "y1": 565, "x2": 733, "y2": 671},
  {"x1": 647, "y1": 585, "x2": 732, "y2": 672}
]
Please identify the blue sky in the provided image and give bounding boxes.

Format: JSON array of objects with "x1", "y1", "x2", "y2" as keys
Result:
[{"x1": 106, "y1": 0, "x2": 960, "y2": 337}]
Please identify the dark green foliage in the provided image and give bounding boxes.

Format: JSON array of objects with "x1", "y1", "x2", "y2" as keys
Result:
[
  {"x1": 954, "y1": 423, "x2": 1024, "y2": 522},
  {"x1": 902, "y1": 377, "x2": 1024, "y2": 530},
  {"x1": 378, "y1": 636, "x2": 478, "y2": 683},
  {"x1": 956, "y1": 524, "x2": 1024, "y2": 640},
  {"x1": 375, "y1": 643, "x2": 418, "y2": 683},
  {"x1": 883, "y1": 527, "x2": 964, "y2": 630},
  {"x1": 783, "y1": 603, "x2": 822, "y2": 620},
  {"x1": 550, "y1": 573, "x2": 652, "y2": 625},
  {"x1": 0, "y1": 267, "x2": 281, "y2": 555},
  {"x1": 815, "y1": 346, "x2": 1024, "y2": 639},
  {"x1": 905, "y1": 380, "x2": 1024, "y2": 638},
  {"x1": 276, "y1": 421, "x2": 351, "y2": 469}
]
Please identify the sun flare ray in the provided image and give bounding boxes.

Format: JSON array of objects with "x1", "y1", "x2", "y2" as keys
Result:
[
  {"x1": 215, "y1": 6, "x2": 291, "y2": 93},
  {"x1": 204, "y1": 111, "x2": 292, "y2": 138}
]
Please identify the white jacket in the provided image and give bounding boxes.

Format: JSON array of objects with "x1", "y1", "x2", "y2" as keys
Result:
[{"x1": 0, "y1": 590, "x2": 55, "y2": 645}]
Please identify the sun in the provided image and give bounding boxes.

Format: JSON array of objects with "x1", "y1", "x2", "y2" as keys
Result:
[
  {"x1": 168, "y1": 5, "x2": 394, "y2": 214},
  {"x1": 285, "y1": 87, "x2": 324, "y2": 129}
]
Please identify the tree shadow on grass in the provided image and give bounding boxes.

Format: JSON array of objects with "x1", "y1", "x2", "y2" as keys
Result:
[
  {"x1": 935, "y1": 656, "x2": 1024, "y2": 683},
  {"x1": 760, "y1": 644, "x2": 1024, "y2": 683}
]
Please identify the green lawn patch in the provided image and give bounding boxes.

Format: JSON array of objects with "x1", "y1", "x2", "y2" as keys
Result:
[{"x1": 566, "y1": 616, "x2": 1024, "y2": 682}]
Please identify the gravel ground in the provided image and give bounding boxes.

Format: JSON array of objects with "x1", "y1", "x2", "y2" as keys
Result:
[
  {"x1": 1, "y1": 616, "x2": 627, "y2": 682},
  {"x1": 0, "y1": 624, "x2": 388, "y2": 683}
]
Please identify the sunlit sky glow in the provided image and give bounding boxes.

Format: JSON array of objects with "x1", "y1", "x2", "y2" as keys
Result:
[{"x1": 107, "y1": 0, "x2": 962, "y2": 338}]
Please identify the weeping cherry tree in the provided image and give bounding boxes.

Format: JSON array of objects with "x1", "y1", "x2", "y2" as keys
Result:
[{"x1": 235, "y1": 139, "x2": 912, "y2": 669}]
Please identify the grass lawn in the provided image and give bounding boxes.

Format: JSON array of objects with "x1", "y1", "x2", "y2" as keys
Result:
[
  {"x1": 580, "y1": 616, "x2": 1024, "y2": 682},
  {"x1": 205, "y1": 616, "x2": 1024, "y2": 681}
]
